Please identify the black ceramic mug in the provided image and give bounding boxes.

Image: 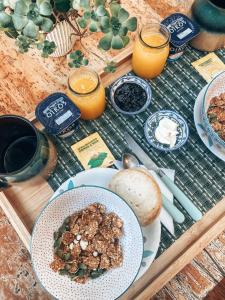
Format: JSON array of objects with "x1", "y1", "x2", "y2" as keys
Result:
[{"x1": 0, "y1": 115, "x2": 57, "y2": 188}]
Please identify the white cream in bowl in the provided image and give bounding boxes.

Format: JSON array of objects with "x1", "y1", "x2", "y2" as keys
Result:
[{"x1": 155, "y1": 117, "x2": 179, "y2": 148}]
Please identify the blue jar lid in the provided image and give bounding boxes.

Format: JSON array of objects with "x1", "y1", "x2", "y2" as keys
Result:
[
  {"x1": 161, "y1": 13, "x2": 200, "y2": 47},
  {"x1": 35, "y1": 93, "x2": 81, "y2": 135}
]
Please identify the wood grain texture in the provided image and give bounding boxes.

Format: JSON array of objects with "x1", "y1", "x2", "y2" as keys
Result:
[{"x1": 205, "y1": 277, "x2": 225, "y2": 300}]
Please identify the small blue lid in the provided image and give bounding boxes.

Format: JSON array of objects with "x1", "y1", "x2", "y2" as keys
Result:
[
  {"x1": 161, "y1": 13, "x2": 200, "y2": 47},
  {"x1": 35, "y1": 93, "x2": 81, "y2": 135}
]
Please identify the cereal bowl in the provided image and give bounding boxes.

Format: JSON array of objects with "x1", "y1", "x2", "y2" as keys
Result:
[
  {"x1": 202, "y1": 71, "x2": 225, "y2": 147},
  {"x1": 31, "y1": 185, "x2": 143, "y2": 300}
]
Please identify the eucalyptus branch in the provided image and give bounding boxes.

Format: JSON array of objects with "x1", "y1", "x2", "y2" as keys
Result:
[
  {"x1": 52, "y1": 10, "x2": 61, "y2": 24},
  {"x1": 80, "y1": 37, "x2": 105, "y2": 62},
  {"x1": 63, "y1": 13, "x2": 80, "y2": 36}
]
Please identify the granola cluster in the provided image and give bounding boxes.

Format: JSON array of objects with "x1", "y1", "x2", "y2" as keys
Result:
[
  {"x1": 207, "y1": 92, "x2": 225, "y2": 141},
  {"x1": 50, "y1": 203, "x2": 123, "y2": 284}
]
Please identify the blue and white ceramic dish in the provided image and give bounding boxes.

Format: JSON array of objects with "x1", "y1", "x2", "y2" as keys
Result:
[
  {"x1": 50, "y1": 168, "x2": 161, "y2": 281},
  {"x1": 194, "y1": 84, "x2": 225, "y2": 162},
  {"x1": 144, "y1": 110, "x2": 189, "y2": 151},
  {"x1": 110, "y1": 75, "x2": 152, "y2": 115},
  {"x1": 31, "y1": 185, "x2": 144, "y2": 300},
  {"x1": 202, "y1": 71, "x2": 225, "y2": 148}
]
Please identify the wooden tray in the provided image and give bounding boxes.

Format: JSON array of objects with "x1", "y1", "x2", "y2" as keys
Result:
[{"x1": 1, "y1": 48, "x2": 225, "y2": 299}]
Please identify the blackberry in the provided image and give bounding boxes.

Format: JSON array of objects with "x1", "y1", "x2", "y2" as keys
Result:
[{"x1": 114, "y1": 83, "x2": 147, "y2": 113}]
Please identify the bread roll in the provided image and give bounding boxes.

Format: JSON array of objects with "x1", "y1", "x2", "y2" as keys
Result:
[{"x1": 109, "y1": 168, "x2": 162, "y2": 226}]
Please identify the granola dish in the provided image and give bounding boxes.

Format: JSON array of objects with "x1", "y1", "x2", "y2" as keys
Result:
[
  {"x1": 207, "y1": 92, "x2": 225, "y2": 141},
  {"x1": 50, "y1": 202, "x2": 123, "y2": 284}
]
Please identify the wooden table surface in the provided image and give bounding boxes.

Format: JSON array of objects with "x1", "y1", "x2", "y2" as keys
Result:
[{"x1": 0, "y1": 0, "x2": 225, "y2": 299}]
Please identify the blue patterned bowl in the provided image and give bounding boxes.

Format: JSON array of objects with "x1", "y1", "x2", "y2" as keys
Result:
[
  {"x1": 144, "y1": 110, "x2": 189, "y2": 151},
  {"x1": 110, "y1": 75, "x2": 152, "y2": 115},
  {"x1": 202, "y1": 72, "x2": 225, "y2": 148}
]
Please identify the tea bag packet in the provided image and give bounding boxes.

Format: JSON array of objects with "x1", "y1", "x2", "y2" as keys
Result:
[
  {"x1": 192, "y1": 53, "x2": 225, "y2": 82},
  {"x1": 71, "y1": 132, "x2": 115, "y2": 170}
]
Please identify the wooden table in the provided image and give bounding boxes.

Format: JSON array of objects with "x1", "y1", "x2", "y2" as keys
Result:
[{"x1": 0, "y1": 0, "x2": 225, "y2": 299}]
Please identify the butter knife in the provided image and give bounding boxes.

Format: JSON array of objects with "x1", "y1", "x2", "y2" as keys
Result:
[{"x1": 124, "y1": 133, "x2": 202, "y2": 221}]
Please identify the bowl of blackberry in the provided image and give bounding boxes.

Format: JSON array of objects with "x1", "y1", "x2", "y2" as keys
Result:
[{"x1": 110, "y1": 75, "x2": 152, "y2": 115}]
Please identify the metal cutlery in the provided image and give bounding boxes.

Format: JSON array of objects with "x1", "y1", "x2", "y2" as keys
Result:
[
  {"x1": 124, "y1": 133, "x2": 203, "y2": 221},
  {"x1": 122, "y1": 152, "x2": 185, "y2": 224}
]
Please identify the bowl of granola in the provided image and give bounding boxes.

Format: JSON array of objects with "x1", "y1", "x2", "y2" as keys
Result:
[
  {"x1": 202, "y1": 71, "x2": 225, "y2": 147},
  {"x1": 31, "y1": 185, "x2": 143, "y2": 300}
]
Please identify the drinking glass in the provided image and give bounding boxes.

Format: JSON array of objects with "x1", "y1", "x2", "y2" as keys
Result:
[
  {"x1": 132, "y1": 23, "x2": 170, "y2": 79},
  {"x1": 0, "y1": 115, "x2": 57, "y2": 188},
  {"x1": 67, "y1": 68, "x2": 106, "y2": 120}
]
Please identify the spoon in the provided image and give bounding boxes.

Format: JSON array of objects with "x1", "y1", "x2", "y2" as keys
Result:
[{"x1": 122, "y1": 153, "x2": 185, "y2": 224}]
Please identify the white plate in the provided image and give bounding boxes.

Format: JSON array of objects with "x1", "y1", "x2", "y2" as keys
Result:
[
  {"x1": 194, "y1": 85, "x2": 225, "y2": 162},
  {"x1": 52, "y1": 168, "x2": 161, "y2": 280},
  {"x1": 31, "y1": 185, "x2": 143, "y2": 300}
]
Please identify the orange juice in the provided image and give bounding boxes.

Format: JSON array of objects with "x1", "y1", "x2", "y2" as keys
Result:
[
  {"x1": 132, "y1": 24, "x2": 170, "y2": 79},
  {"x1": 68, "y1": 69, "x2": 106, "y2": 120}
]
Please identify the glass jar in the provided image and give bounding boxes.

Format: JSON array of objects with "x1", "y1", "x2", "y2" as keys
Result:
[
  {"x1": 132, "y1": 23, "x2": 170, "y2": 79},
  {"x1": 67, "y1": 68, "x2": 106, "y2": 120}
]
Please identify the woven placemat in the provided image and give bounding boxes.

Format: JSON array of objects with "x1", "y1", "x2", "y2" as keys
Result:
[{"x1": 48, "y1": 46, "x2": 225, "y2": 258}]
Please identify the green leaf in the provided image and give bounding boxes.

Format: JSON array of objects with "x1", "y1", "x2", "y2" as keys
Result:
[
  {"x1": 27, "y1": 4, "x2": 39, "y2": 22},
  {"x1": 78, "y1": 17, "x2": 87, "y2": 28},
  {"x1": 12, "y1": 14, "x2": 28, "y2": 30},
  {"x1": 0, "y1": 0, "x2": 5, "y2": 11},
  {"x1": 33, "y1": 15, "x2": 43, "y2": 26},
  {"x1": 100, "y1": 16, "x2": 110, "y2": 33},
  {"x1": 15, "y1": 34, "x2": 32, "y2": 53},
  {"x1": 41, "y1": 17, "x2": 53, "y2": 32},
  {"x1": 0, "y1": 11, "x2": 11, "y2": 27},
  {"x1": 14, "y1": 0, "x2": 29, "y2": 16},
  {"x1": 95, "y1": 4, "x2": 107, "y2": 17},
  {"x1": 111, "y1": 34, "x2": 123, "y2": 49},
  {"x1": 90, "y1": 11, "x2": 98, "y2": 21},
  {"x1": 121, "y1": 35, "x2": 129, "y2": 47},
  {"x1": 118, "y1": 8, "x2": 129, "y2": 23},
  {"x1": 98, "y1": 32, "x2": 112, "y2": 50},
  {"x1": 90, "y1": 269, "x2": 104, "y2": 279},
  {"x1": 88, "y1": 152, "x2": 107, "y2": 168},
  {"x1": 72, "y1": 0, "x2": 80, "y2": 10},
  {"x1": 23, "y1": 20, "x2": 38, "y2": 38},
  {"x1": 82, "y1": 58, "x2": 88, "y2": 65},
  {"x1": 83, "y1": 11, "x2": 91, "y2": 19},
  {"x1": 80, "y1": 0, "x2": 89, "y2": 9},
  {"x1": 38, "y1": 0, "x2": 52, "y2": 16},
  {"x1": 54, "y1": 0, "x2": 70, "y2": 12},
  {"x1": 4, "y1": 0, "x2": 17, "y2": 10},
  {"x1": 118, "y1": 25, "x2": 128, "y2": 36},
  {"x1": 111, "y1": 16, "x2": 121, "y2": 35},
  {"x1": 95, "y1": 0, "x2": 105, "y2": 6},
  {"x1": 5, "y1": 25, "x2": 19, "y2": 38},
  {"x1": 104, "y1": 61, "x2": 116, "y2": 73},
  {"x1": 68, "y1": 61, "x2": 74, "y2": 68},
  {"x1": 110, "y1": 2, "x2": 120, "y2": 17},
  {"x1": 89, "y1": 20, "x2": 98, "y2": 32},
  {"x1": 125, "y1": 17, "x2": 137, "y2": 32}
]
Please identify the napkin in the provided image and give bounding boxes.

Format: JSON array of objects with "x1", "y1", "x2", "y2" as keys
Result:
[{"x1": 113, "y1": 160, "x2": 175, "y2": 236}]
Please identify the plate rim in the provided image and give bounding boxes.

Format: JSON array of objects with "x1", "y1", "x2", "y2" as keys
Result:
[
  {"x1": 51, "y1": 167, "x2": 161, "y2": 279},
  {"x1": 31, "y1": 184, "x2": 144, "y2": 300},
  {"x1": 194, "y1": 85, "x2": 225, "y2": 162}
]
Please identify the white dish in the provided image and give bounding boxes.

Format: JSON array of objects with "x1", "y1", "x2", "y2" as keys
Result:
[
  {"x1": 52, "y1": 168, "x2": 161, "y2": 280},
  {"x1": 31, "y1": 185, "x2": 143, "y2": 300},
  {"x1": 194, "y1": 85, "x2": 225, "y2": 162}
]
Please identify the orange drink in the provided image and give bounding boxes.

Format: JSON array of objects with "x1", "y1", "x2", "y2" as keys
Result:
[
  {"x1": 68, "y1": 68, "x2": 106, "y2": 120},
  {"x1": 132, "y1": 24, "x2": 170, "y2": 79}
]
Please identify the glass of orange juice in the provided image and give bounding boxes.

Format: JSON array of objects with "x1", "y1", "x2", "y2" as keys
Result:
[
  {"x1": 67, "y1": 68, "x2": 106, "y2": 120},
  {"x1": 132, "y1": 23, "x2": 170, "y2": 79}
]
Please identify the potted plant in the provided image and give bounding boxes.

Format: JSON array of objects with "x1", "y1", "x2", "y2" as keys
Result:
[{"x1": 0, "y1": 0, "x2": 137, "y2": 71}]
